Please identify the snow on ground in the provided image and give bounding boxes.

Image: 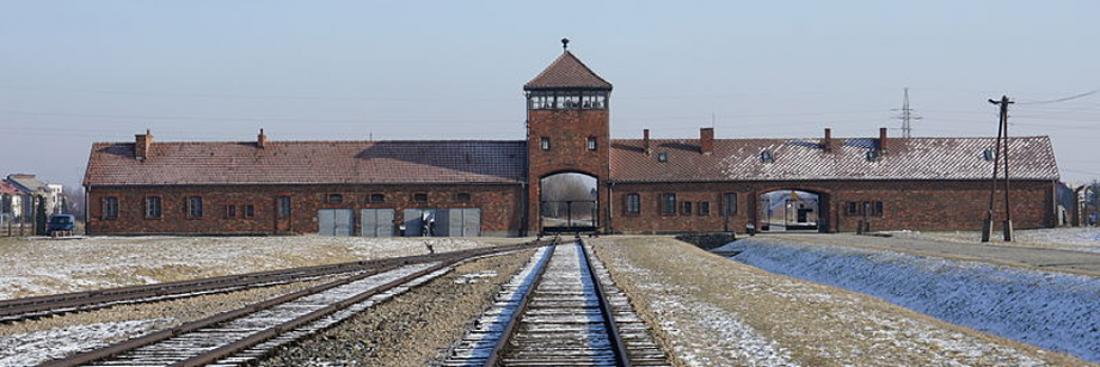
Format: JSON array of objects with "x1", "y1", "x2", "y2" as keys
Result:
[
  {"x1": 595, "y1": 236, "x2": 1083, "y2": 366},
  {"x1": 901, "y1": 227, "x2": 1100, "y2": 253},
  {"x1": 608, "y1": 256, "x2": 797, "y2": 366},
  {"x1": 0, "y1": 236, "x2": 513, "y2": 300},
  {"x1": 0, "y1": 318, "x2": 170, "y2": 367},
  {"x1": 728, "y1": 238, "x2": 1100, "y2": 363}
]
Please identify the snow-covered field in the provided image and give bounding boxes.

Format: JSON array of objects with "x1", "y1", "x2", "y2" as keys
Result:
[
  {"x1": 725, "y1": 238, "x2": 1100, "y2": 363},
  {"x1": 901, "y1": 227, "x2": 1100, "y2": 253},
  {"x1": 0, "y1": 236, "x2": 517, "y2": 300},
  {"x1": 594, "y1": 237, "x2": 1080, "y2": 366}
]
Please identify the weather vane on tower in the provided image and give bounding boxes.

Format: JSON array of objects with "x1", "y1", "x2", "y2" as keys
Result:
[{"x1": 561, "y1": 38, "x2": 569, "y2": 51}]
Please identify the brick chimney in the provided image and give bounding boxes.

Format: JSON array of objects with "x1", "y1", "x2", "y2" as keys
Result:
[
  {"x1": 257, "y1": 128, "x2": 268, "y2": 149},
  {"x1": 878, "y1": 127, "x2": 889, "y2": 154},
  {"x1": 643, "y1": 129, "x2": 652, "y2": 156},
  {"x1": 822, "y1": 128, "x2": 834, "y2": 152},
  {"x1": 134, "y1": 129, "x2": 152, "y2": 161},
  {"x1": 700, "y1": 127, "x2": 714, "y2": 155}
]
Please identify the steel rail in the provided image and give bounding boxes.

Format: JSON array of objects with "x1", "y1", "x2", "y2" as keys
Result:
[
  {"x1": 40, "y1": 239, "x2": 547, "y2": 367},
  {"x1": 578, "y1": 239, "x2": 632, "y2": 367},
  {"x1": 482, "y1": 241, "x2": 559, "y2": 367},
  {"x1": 2, "y1": 241, "x2": 544, "y2": 323}
]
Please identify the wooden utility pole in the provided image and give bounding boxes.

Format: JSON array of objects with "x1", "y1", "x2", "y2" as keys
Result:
[{"x1": 982, "y1": 95, "x2": 1014, "y2": 242}]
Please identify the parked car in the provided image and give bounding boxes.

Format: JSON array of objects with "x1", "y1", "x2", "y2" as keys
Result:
[{"x1": 47, "y1": 214, "x2": 75, "y2": 236}]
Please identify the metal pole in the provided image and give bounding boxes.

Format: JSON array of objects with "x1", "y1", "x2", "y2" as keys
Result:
[
  {"x1": 1000, "y1": 96, "x2": 1014, "y2": 241},
  {"x1": 982, "y1": 97, "x2": 1006, "y2": 242}
]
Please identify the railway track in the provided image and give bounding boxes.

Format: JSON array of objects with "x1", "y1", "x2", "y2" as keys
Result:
[
  {"x1": 0, "y1": 241, "x2": 543, "y2": 324},
  {"x1": 38, "y1": 240, "x2": 552, "y2": 367},
  {"x1": 443, "y1": 240, "x2": 668, "y2": 366}
]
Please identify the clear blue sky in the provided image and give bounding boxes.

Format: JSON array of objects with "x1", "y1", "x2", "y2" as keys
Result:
[{"x1": 1, "y1": 1, "x2": 1097, "y2": 187}]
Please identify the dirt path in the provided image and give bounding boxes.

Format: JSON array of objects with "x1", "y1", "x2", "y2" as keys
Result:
[
  {"x1": 592, "y1": 236, "x2": 1088, "y2": 366},
  {"x1": 761, "y1": 232, "x2": 1100, "y2": 277}
]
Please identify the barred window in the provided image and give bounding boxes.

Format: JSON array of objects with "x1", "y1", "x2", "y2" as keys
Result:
[
  {"x1": 661, "y1": 193, "x2": 677, "y2": 216},
  {"x1": 277, "y1": 196, "x2": 292, "y2": 218},
  {"x1": 144, "y1": 196, "x2": 161, "y2": 219},
  {"x1": 681, "y1": 201, "x2": 693, "y2": 216},
  {"x1": 244, "y1": 204, "x2": 255, "y2": 218},
  {"x1": 625, "y1": 193, "x2": 641, "y2": 215},
  {"x1": 698, "y1": 201, "x2": 710, "y2": 216},
  {"x1": 326, "y1": 193, "x2": 343, "y2": 204},
  {"x1": 186, "y1": 196, "x2": 203, "y2": 218},
  {"x1": 370, "y1": 193, "x2": 386, "y2": 203},
  {"x1": 721, "y1": 193, "x2": 737, "y2": 216},
  {"x1": 103, "y1": 197, "x2": 119, "y2": 220},
  {"x1": 414, "y1": 193, "x2": 428, "y2": 203},
  {"x1": 456, "y1": 193, "x2": 472, "y2": 202}
]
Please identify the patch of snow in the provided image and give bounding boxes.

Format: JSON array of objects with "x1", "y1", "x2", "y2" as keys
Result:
[
  {"x1": 0, "y1": 236, "x2": 495, "y2": 300},
  {"x1": 903, "y1": 227, "x2": 1100, "y2": 253},
  {"x1": 453, "y1": 270, "x2": 497, "y2": 284},
  {"x1": 610, "y1": 254, "x2": 797, "y2": 367},
  {"x1": 729, "y1": 239, "x2": 1100, "y2": 363},
  {"x1": 0, "y1": 318, "x2": 169, "y2": 366}
]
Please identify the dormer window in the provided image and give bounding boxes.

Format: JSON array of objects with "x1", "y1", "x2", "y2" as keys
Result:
[
  {"x1": 982, "y1": 148, "x2": 996, "y2": 162},
  {"x1": 760, "y1": 150, "x2": 775, "y2": 164},
  {"x1": 657, "y1": 152, "x2": 669, "y2": 162}
]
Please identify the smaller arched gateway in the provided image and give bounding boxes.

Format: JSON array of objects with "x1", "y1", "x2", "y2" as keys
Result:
[
  {"x1": 539, "y1": 172, "x2": 598, "y2": 233},
  {"x1": 757, "y1": 189, "x2": 830, "y2": 233}
]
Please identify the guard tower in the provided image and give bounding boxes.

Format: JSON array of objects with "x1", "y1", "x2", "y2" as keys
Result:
[{"x1": 524, "y1": 39, "x2": 612, "y2": 234}]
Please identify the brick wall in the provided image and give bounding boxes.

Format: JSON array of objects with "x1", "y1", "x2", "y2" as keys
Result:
[
  {"x1": 526, "y1": 108, "x2": 611, "y2": 234},
  {"x1": 86, "y1": 184, "x2": 525, "y2": 236},
  {"x1": 609, "y1": 179, "x2": 1055, "y2": 234}
]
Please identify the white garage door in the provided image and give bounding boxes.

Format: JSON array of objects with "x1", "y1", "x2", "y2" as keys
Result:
[
  {"x1": 360, "y1": 208, "x2": 394, "y2": 237},
  {"x1": 318, "y1": 209, "x2": 353, "y2": 236}
]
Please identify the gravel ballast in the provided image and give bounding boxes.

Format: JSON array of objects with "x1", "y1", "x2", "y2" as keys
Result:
[{"x1": 257, "y1": 249, "x2": 536, "y2": 366}]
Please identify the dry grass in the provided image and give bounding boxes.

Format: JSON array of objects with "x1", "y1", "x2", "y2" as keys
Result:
[{"x1": 591, "y1": 236, "x2": 1089, "y2": 366}]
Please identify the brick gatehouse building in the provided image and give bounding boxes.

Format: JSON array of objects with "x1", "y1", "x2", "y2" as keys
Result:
[{"x1": 84, "y1": 44, "x2": 1061, "y2": 236}]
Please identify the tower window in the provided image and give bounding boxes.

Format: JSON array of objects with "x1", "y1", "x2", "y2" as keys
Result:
[
  {"x1": 587, "y1": 137, "x2": 597, "y2": 151},
  {"x1": 540, "y1": 137, "x2": 551, "y2": 151},
  {"x1": 527, "y1": 91, "x2": 608, "y2": 110}
]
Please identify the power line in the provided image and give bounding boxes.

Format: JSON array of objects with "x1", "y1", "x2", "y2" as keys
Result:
[{"x1": 1016, "y1": 88, "x2": 1100, "y2": 105}]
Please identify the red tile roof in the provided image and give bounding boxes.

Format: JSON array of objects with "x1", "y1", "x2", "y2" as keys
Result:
[
  {"x1": 610, "y1": 136, "x2": 1059, "y2": 182},
  {"x1": 0, "y1": 180, "x2": 21, "y2": 195},
  {"x1": 524, "y1": 51, "x2": 612, "y2": 90},
  {"x1": 84, "y1": 140, "x2": 527, "y2": 186},
  {"x1": 85, "y1": 136, "x2": 1060, "y2": 187}
]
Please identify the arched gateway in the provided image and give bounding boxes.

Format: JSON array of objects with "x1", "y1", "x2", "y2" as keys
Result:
[{"x1": 539, "y1": 172, "x2": 599, "y2": 232}]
